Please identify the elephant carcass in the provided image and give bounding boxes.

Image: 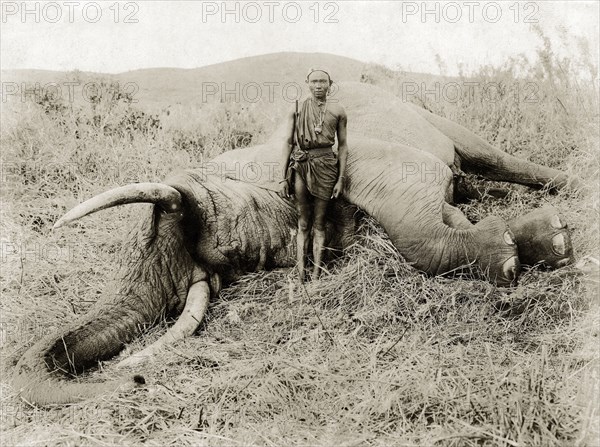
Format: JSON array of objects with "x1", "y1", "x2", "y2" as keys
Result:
[{"x1": 12, "y1": 82, "x2": 575, "y2": 405}]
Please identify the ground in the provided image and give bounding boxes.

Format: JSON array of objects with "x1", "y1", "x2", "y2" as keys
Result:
[{"x1": 1, "y1": 45, "x2": 598, "y2": 446}]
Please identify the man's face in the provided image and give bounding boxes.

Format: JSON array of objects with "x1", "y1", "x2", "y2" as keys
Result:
[{"x1": 307, "y1": 71, "x2": 331, "y2": 99}]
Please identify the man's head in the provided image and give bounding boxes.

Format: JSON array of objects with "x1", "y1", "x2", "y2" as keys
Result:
[{"x1": 306, "y1": 69, "x2": 333, "y2": 100}]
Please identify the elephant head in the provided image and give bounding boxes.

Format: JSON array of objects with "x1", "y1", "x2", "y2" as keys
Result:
[{"x1": 12, "y1": 183, "x2": 213, "y2": 404}]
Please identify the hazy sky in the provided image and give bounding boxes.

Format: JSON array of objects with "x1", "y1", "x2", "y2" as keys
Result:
[{"x1": 1, "y1": 1, "x2": 598, "y2": 75}]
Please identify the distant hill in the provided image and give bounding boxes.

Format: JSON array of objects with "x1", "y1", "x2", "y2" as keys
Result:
[
  {"x1": 1, "y1": 52, "x2": 444, "y2": 109},
  {"x1": 113, "y1": 52, "x2": 372, "y2": 107}
]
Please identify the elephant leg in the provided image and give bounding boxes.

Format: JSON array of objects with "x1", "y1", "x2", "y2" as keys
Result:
[
  {"x1": 508, "y1": 205, "x2": 573, "y2": 268},
  {"x1": 457, "y1": 144, "x2": 577, "y2": 192},
  {"x1": 412, "y1": 107, "x2": 578, "y2": 190},
  {"x1": 442, "y1": 203, "x2": 473, "y2": 230},
  {"x1": 457, "y1": 140, "x2": 571, "y2": 190},
  {"x1": 346, "y1": 141, "x2": 520, "y2": 285}
]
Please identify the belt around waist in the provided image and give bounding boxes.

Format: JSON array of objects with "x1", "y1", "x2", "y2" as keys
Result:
[{"x1": 301, "y1": 146, "x2": 333, "y2": 155}]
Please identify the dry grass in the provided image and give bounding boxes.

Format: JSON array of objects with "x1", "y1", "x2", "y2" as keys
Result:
[{"x1": 1, "y1": 38, "x2": 599, "y2": 446}]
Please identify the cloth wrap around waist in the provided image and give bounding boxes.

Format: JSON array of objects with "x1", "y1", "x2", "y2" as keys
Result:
[{"x1": 289, "y1": 98, "x2": 338, "y2": 200}]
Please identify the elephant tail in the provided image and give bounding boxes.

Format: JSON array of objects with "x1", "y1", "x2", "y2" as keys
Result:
[{"x1": 12, "y1": 297, "x2": 161, "y2": 405}]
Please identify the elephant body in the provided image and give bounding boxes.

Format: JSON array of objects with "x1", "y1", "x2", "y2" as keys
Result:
[{"x1": 12, "y1": 81, "x2": 576, "y2": 404}]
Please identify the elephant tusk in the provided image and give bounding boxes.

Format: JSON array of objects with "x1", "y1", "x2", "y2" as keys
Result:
[
  {"x1": 116, "y1": 280, "x2": 210, "y2": 368},
  {"x1": 54, "y1": 183, "x2": 183, "y2": 229}
]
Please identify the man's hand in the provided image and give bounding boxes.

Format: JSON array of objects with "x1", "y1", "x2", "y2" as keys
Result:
[
  {"x1": 279, "y1": 179, "x2": 292, "y2": 199},
  {"x1": 331, "y1": 177, "x2": 344, "y2": 199}
]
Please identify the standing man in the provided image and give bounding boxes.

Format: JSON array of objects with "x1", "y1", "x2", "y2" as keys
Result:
[{"x1": 279, "y1": 69, "x2": 349, "y2": 281}]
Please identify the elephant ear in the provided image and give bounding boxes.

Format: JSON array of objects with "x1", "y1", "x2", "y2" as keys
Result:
[{"x1": 207, "y1": 144, "x2": 283, "y2": 193}]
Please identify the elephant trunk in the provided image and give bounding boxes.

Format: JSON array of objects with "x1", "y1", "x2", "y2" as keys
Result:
[
  {"x1": 12, "y1": 293, "x2": 164, "y2": 405},
  {"x1": 13, "y1": 199, "x2": 196, "y2": 405}
]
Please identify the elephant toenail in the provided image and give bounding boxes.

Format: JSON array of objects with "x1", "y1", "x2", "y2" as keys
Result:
[
  {"x1": 502, "y1": 256, "x2": 519, "y2": 281},
  {"x1": 551, "y1": 215, "x2": 563, "y2": 229},
  {"x1": 503, "y1": 230, "x2": 515, "y2": 245},
  {"x1": 552, "y1": 233, "x2": 566, "y2": 255}
]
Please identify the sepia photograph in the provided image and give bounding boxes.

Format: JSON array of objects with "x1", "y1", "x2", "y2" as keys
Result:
[{"x1": 1, "y1": 1, "x2": 599, "y2": 445}]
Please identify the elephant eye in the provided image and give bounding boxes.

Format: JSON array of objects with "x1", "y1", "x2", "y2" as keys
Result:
[{"x1": 503, "y1": 230, "x2": 515, "y2": 245}]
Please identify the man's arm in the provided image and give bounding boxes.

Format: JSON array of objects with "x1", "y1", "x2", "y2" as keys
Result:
[{"x1": 332, "y1": 108, "x2": 348, "y2": 199}]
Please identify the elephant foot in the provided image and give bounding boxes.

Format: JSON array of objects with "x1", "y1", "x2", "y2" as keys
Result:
[
  {"x1": 508, "y1": 205, "x2": 573, "y2": 269},
  {"x1": 471, "y1": 216, "x2": 520, "y2": 286}
]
